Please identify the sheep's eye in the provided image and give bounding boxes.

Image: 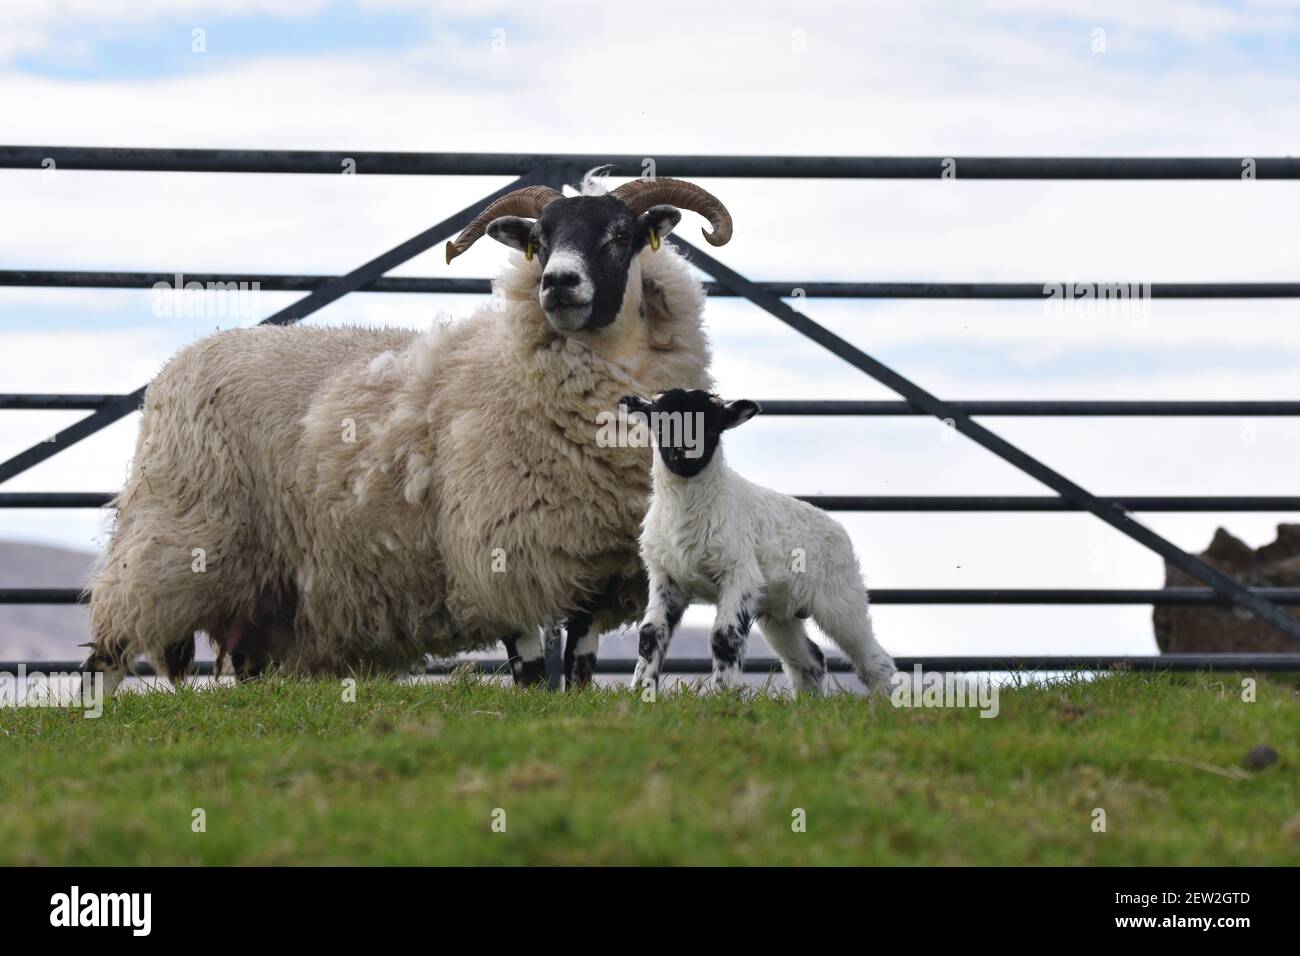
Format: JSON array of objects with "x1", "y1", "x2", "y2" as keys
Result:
[{"x1": 609, "y1": 233, "x2": 629, "y2": 246}]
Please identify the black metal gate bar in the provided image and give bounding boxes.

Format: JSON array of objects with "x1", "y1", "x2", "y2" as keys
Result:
[
  {"x1": 799, "y1": 496, "x2": 1300, "y2": 511},
  {"x1": 668, "y1": 236, "x2": 1300, "y2": 644},
  {"x1": 0, "y1": 395, "x2": 124, "y2": 410},
  {"x1": 757, "y1": 400, "x2": 1300, "y2": 416},
  {"x1": 0, "y1": 171, "x2": 545, "y2": 487},
  {"x1": 7, "y1": 270, "x2": 1300, "y2": 299},
  {"x1": 7, "y1": 395, "x2": 1300, "y2": 416},
  {"x1": 4, "y1": 492, "x2": 1299, "y2": 511},
  {"x1": 5, "y1": 147, "x2": 1300, "y2": 178}
]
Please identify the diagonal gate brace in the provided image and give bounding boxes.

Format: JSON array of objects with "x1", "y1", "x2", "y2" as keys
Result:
[{"x1": 670, "y1": 236, "x2": 1300, "y2": 644}]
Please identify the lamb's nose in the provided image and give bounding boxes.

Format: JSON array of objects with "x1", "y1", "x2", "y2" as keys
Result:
[{"x1": 542, "y1": 270, "x2": 581, "y2": 291}]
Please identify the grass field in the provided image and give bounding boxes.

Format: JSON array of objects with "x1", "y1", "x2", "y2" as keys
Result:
[{"x1": 1, "y1": 671, "x2": 1296, "y2": 865}]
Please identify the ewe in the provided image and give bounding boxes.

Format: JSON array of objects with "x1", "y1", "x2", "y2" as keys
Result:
[
  {"x1": 84, "y1": 173, "x2": 731, "y2": 694},
  {"x1": 620, "y1": 390, "x2": 897, "y2": 695}
]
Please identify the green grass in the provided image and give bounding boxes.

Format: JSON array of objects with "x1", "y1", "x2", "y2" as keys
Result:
[{"x1": 1, "y1": 671, "x2": 1297, "y2": 865}]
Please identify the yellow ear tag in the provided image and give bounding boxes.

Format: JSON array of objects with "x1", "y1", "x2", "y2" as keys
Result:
[
  {"x1": 649, "y1": 227, "x2": 660, "y2": 252},
  {"x1": 525, "y1": 242, "x2": 534, "y2": 262}
]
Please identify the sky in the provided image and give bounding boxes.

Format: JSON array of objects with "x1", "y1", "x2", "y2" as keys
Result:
[{"x1": 2, "y1": 0, "x2": 1299, "y2": 657}]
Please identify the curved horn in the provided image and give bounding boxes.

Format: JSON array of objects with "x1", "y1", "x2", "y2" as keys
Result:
[
  {"x1": 610, "y1": 178, "x2": 733, "y2": 247},
  {"x1": 445, "y1": 185, "x2": 564, "y2": 263}
]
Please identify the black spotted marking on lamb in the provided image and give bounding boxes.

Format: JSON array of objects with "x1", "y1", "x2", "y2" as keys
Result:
[
  {"x1": 710, "y1": 627, "x2": 745, "y2": 668},
  {"x1": 638, "y1": 622, "x2": 668, "y2": 660},
  {"x1": 798, "y1": 636, "x2": 826, "y2": 687},
  {"x1": 639, "y1": 578, "x2": 687, "y2": 662},
  {"x1": 804, "y1": 636, "x2": 826, "y2": 668},
  {"x1": 711, "y1": 593, "x2": 762, "y2": 668},
  {"x1": 661, "y1": 580, "x2": 687, "y2": 628}
]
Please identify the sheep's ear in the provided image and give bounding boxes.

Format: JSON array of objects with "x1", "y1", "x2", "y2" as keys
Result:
[
  {"x1": 486, "y1": 216, "x2": 534, "y2": 252},
  {"x1": 620, "y1": 395, "x2": 654, "y2": 419},
  {"x1": 637, "y1": 205, "x2": 681, "y2": 250},
  {"x1": 722, "y1": 400, "x2": 761, "y2": 430}
]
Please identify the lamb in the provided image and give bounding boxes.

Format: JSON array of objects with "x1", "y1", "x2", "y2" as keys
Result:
[
  {"x1": 82, "y1": 172, "x2": 733, "y2": 695},
  {"x1": 619, "y1": 389, "x2": 897, "y2": 695}
]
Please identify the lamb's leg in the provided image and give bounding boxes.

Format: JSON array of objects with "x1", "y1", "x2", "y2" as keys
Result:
[
  {"x1": 630, "y1": 572, "x2": 686, "y2": 693},
  {"x1": 501, "y1": 631, "x2": 547, "y2": 688},
  {"x1": 811, "y1": 588, "x2": 897, "y2": 696},
  {"x1": 759, "y1": 616, "x2": 825, "y2": 696},
  {"x1": 709, "y1": 585, "x2": 763, "y2": 691}
]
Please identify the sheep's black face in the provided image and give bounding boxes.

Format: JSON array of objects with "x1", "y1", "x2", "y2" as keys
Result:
[
  {"x1": 487, "y1": 196, "x2": 681, "y2": 333},
  {"x1": 620, "y1": 389, "x2": 761, "y2": 478}
]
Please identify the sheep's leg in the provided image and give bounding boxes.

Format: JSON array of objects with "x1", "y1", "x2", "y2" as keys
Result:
[
  {"x1": 759, "y1": 616, "x2": 825, "y2": 696},
  {"x1": 563, "y1": 576, "x2": 620, "y2": 691},
  {"x1": 630, "y1": 572, "x2": 686, "y2": 693},
  {"x1": 563, "y1": 609, "x2": 598, "y2": 691},
  {"x1": 160, "y1": 636, "x2": 196, "y2": 688},
  {"x1": 501, "y1": 632, "x2": 547, "y2": 688},
  {"x1": 812, "y1": 589, "x2": 897, "y2": 696},
  {"x1": 212, "y1": 620, "x2": 275, "y2": 683},
  {"x1": 230, "y1": 651, "x2": 271, "y2": 682},
  {"x1": 709, "y1": 584, "x2": 763, "y2": 691}
]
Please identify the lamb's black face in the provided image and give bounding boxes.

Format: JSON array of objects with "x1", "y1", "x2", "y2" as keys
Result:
[
  {"x1": 486, "y1": 196, "x2": 681, "y2": 333},
  {"x1": 621, "y1": 388, "x2": 761, "y2": 478}
]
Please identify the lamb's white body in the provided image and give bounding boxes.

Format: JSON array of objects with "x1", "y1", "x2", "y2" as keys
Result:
[
  {"x1": 633, "y1": 449, "x2": 897, "y2": 695},
  {"x1": 86, "y1": 242, "x2": 712, "y2": 690}
]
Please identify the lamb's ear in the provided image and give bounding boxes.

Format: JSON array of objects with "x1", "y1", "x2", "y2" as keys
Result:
[
  {"x1": 486, "y1": 216, "x2": 533, "y2": 253},
  {"x1": 620, "y1": 395, "x2": 654, "y2": 419},
  {"x1": 637, "y1": 205, "x2": 681, "y2": 251},
  {"x1": 722, "y1": 399, "x2": 761, "y2": 430}
]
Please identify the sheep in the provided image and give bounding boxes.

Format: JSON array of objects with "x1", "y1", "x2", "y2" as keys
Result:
[
  {"x1": 82, "y1": 172, "x2": 735, "y2": 696},
  {"x1": 619, "y1": 389, "x2": 897, "y2": 696}
]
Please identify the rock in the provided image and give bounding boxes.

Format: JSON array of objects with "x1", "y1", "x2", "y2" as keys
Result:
[
  {"x1": 1243, "y1": 745, "x2": 1279, "y2": 771},
  {"x1": 1153, "y1": 525, "x2": 1300, "y2": 653}
]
